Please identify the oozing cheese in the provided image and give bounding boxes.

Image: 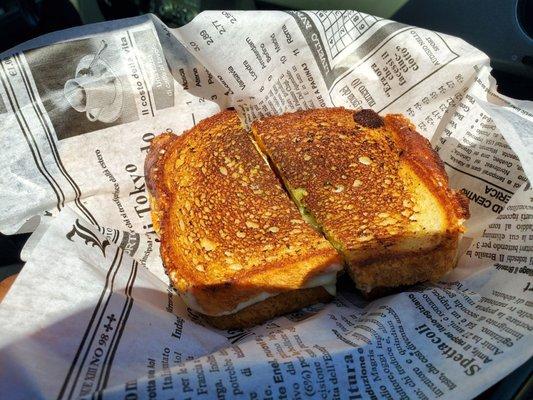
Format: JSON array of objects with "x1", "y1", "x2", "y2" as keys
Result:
[{"x1": 180, "y1": 263, "x2": 342, "y2": 316}]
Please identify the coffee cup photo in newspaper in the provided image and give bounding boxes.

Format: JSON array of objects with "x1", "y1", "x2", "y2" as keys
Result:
[
  {"x1": 63, "y1": 40, "x2": 124, "y2": 124},
  {"x1": 23, "y1": 35, "x2": 140, "y2": 140}
]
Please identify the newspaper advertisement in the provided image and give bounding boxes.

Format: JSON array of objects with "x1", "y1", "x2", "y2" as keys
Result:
[{"x1": 0, "y1": 10, "x2": 531, "y2": 399}]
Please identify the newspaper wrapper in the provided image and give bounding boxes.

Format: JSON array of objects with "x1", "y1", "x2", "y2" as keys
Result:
[{"x1": 0, "y1": 10, "x2": 531, "y2": 399}]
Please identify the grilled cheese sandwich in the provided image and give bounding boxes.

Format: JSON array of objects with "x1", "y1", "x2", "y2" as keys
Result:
[{"x1": 146, "y1": 107, "x2": 469, "y2": 329}]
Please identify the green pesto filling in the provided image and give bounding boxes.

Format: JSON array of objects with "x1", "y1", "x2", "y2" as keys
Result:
[
  {"x1": 291, "y1": 187, "x2": 345, "y2": 254},
  {"x1": 290, "y1": 187, "x2": 318, "y2": 231}
]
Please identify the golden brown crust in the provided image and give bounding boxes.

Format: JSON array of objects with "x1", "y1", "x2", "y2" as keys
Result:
[
  {"x1": 202, "y1": 286, "x2": 332, "y2": 329},
  {"x1": 144, "y1": 132, "x2": 182, "y2": 235},
  {"x1": 252, "y1": 107, "x2": 469, "y2": 293},
  {"x1": 146, "y1": 110, "x2": 341, "y2": 317},
  {"x1": 384, "y1": 114, "x2": 470, "y2": 222}
]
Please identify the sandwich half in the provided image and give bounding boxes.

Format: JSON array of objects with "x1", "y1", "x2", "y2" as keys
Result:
[
  {"x1": 145, "y1": 110, "x2": 342, "y2": 329},
  {"x1": 251, "y1": 108, "x2": 469, "y2": 297}
]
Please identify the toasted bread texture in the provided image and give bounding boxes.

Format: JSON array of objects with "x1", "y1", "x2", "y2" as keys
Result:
[
  {"x1": 252, "y1": 108, "x2": 469, "y2": 294},
  {"x1": 145, "y1": 110, "x2": 342, "y2": 324}
]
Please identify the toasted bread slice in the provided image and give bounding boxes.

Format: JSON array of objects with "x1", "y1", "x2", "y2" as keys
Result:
[
  {"x1": 252, "y1": 108, "x2": 469, "y2": 295},
  {"x1": 145, "y1": 110, "x2": 342, "y2": 327}
]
